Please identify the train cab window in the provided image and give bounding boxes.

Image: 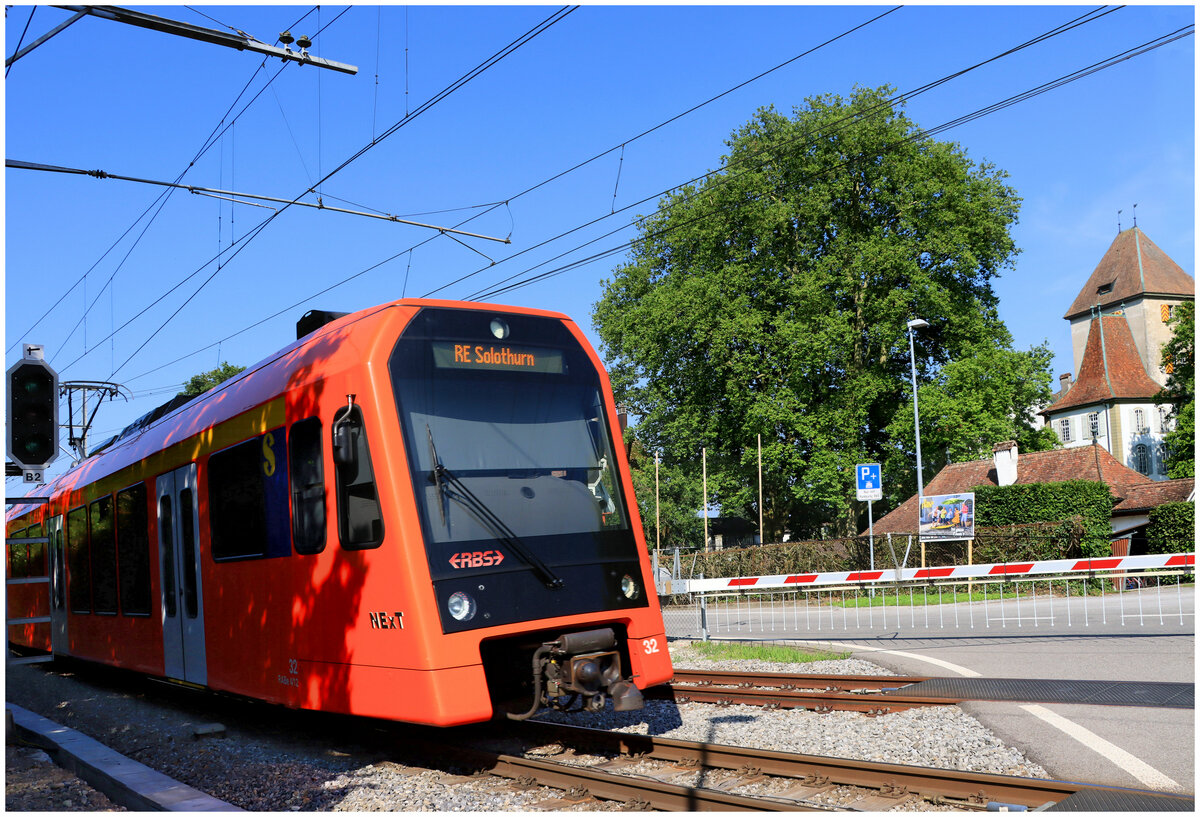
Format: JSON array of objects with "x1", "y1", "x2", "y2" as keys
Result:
[
  {"x1": 116, "y1": 484, "x2": 152, "y2": 616},
  {"x1": 208, "y1": 429, "x2": 291, "y2": 561},
  {"x1": 90, "y1": 496, "x2": 119, "y2": 614},
  {"x1": 289, "y1": 417, "x2": 326, "y2": 555},
  {"x1": 66, "y1": 505, "x2": 91, "y2": 614},
  {"x1": 332, "y1": 405, "x2": 384, "y2": 550}
]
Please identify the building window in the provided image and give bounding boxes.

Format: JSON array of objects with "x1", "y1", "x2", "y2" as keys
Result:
[
  {"x1": 1087, "y1": 412, "x2": 1100, "y2": 439},
  {"x1": 1133, "y1": 408, "x2": 1147, "y2": 435},
  {"x1": 1134, "y1": 444, "x2": 1150, "y2": 475},
  {"x1": 1058, "y1": 418, "x2": 1072, "y2": 443},
  {"x1": 1159, "y1": 406, "x2": 1174, "y2": 433}
]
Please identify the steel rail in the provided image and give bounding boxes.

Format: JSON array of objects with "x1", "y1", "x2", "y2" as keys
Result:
[
  {"x1": 661, "y1": 670, "x2": 950, "y2": 713},
  {"x1": 514, "y1": 720, "x2": 1193, "y2": 809},
  {"x1": 672, "y1": 669, "x2": 931, "y2": 690},
  {"x1": 401, "y1": 732, "x2": 821, "y2": 811},
  {"x1": 484, "y1": 751, "x2": 819, "y2": 811},
  {"x1": 651, "y1": 682, "x2": 956, "y2": 714}
]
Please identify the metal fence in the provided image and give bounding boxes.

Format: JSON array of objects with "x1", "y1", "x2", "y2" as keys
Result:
[{"x1": 652, "y1": 551, "x2": 1195, "y2": 639}]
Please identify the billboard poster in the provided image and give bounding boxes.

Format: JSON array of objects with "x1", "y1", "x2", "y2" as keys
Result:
[{"x1": 919, "y1": 492, "x2": 975, "y2": 541}]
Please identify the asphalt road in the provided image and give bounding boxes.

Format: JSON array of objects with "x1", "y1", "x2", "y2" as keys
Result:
[
  {"x1": 806, "y1": 631, "x2": 1195, "y2": 794},
  {"x1": 666, "y1": 583, "x2": 1196, "y2": 795}
]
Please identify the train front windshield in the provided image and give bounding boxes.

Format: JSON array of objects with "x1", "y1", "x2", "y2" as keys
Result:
[{"x1": 390, "y1": 307, "x2": 648, "y2": 633}]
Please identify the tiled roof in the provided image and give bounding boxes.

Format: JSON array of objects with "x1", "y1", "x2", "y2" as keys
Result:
[
  {"x1": 1042, "y1": 315, "x2": 1162, "y2": 413},
  {"x1": 1113, "y1": 478, "x2": 1195, "y2": 514},
  {"x1": 870, "y1": 444, "x2": 1153, "y2": 534},
  {"x1": 1064, "y1": 227, "x2": 1195, "y2": 320}
]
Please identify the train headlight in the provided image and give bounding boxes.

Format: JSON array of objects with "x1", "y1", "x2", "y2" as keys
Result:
[
  {"x1": 619, "y1": 574, "x2": 640, "y2": 600},
  {"x1": 490, "y1": 318, "x2": 510, "y2": 339},
  {"x1": 448, "y1": 591, "x2": 477, "y2": 621}
]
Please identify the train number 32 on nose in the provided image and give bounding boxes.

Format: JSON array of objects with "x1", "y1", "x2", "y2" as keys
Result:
[{"x1": 449, "y1": 550, "x2": 505, "y2": 568}]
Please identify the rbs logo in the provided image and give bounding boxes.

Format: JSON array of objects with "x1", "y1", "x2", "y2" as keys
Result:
[{"x1": 449, "y1": 550, "x2": 505, "y2": 569}]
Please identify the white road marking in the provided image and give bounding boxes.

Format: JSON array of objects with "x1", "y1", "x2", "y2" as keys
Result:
[
  {"x1": 1020, "y1": 704, "x2": 1181, "y2": 791},
  {"x1": 797, "y1": 640, "x2": 981, "y2": 676}
]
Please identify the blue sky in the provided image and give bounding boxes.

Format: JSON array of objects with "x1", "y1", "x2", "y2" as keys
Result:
[{"x1": 5, "y1": 4, "x2": 1195, "y2": 486}]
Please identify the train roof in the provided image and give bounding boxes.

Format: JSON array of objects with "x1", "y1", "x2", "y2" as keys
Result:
[{"x1": 6, "y1": 298, "x2": 578, "y2": 523}]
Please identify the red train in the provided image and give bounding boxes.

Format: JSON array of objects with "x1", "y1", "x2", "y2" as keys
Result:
[{"x1": 6, "y1": 299, "x2": 673, "y2": 725}]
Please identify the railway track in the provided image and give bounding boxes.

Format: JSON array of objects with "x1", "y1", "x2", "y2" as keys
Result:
[
  {"x1": 11, "y1": 659, "x2": 1193, "y2": 812},
  {"x1": 658, "y1": 669, "x2": 952, "y2": 714},
  {"x1": 449, "y1": 719, "x2": 1191, "y2": 811}
]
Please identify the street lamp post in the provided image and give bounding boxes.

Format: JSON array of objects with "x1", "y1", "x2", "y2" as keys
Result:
[{"x1": 906, "y1": 318, "x2": 929, "y2": 534}]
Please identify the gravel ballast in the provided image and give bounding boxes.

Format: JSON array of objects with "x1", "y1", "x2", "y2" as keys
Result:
[{"x1": 6, "y1": 641, "x2": 1047, "y2": 811}]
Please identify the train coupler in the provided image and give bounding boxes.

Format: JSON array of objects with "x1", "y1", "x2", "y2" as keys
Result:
[{"x1": 507, "y1": 627, "x2": 644, "y2": 719}]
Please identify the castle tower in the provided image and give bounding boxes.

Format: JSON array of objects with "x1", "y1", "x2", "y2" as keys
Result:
[
  {"x1": 1044, "y1": 227, "x2": 1194, "y2": 481},
  {"x1": 1062, "y1": 226, "x2": 1194, "y2": 387}
]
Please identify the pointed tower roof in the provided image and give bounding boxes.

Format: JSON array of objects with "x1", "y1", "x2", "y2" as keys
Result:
[
  {"x1": 1044, "y1": 314, "x2": 1161, "y2": 413},
  {"x1": 1064, "y1": 227, "x2": 1194, "y2": 320}
]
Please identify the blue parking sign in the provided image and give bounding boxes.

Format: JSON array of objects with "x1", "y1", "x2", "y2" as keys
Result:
[{"x1": 856, "y1": 463, "x2": 882, "y2": 501}]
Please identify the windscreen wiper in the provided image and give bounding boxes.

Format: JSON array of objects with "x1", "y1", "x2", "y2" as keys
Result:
[
  {"x1": 426, "y1": 425, "x2": 447, "y2": 527},
  {"x1": 426, "y1": 428, "x2": 564, "y2": 591}
]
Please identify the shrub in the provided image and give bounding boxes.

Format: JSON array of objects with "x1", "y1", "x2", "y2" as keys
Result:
[
  {"x1": 973, "y1": 480, "x2": 1113, "y2": 557},
  {"x1": 674, "y1": 518, "x2": 1085, "y2": 579},
  {"x1": 1146, "y1": 502, "x2": 1196, "y2": 554}
]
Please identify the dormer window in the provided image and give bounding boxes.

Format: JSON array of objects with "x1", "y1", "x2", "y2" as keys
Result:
[{"x1": 1096, "y1": 281, "x2": 1115, "y2": 295}]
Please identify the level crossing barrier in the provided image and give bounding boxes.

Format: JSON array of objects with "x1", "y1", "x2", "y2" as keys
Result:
[{"x1": 654, "y1": 553, "x2": 1195, "y2": 640}]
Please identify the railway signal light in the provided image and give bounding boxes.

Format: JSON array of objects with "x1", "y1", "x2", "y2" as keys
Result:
[{"x1": 7, "y1": 345, "x2": 60, "y2": 471}]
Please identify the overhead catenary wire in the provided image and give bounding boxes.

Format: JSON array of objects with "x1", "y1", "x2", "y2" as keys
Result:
[
  {"x1": 5, "y1": 6, "x2": 37, "y2": 77},
  {"x1": 95, "y1": 5, "x2": 578, "y2": 380},
  {"x1": 430, "y1": 4, "x2": 1125, "y2": 301},
  {"x1": 470, "y1": 24, "x2": 1194, "y2": 303},
  {"x1": 122, "y1": 5, "x2": 1127, "y2": 381},
  {"x1": 45, "y1": 1, "x2": 851, "y2": 379},
  {"x1": 6, "y1": 5, "x2": 322, "y2": 357},
  {"x1": 6, "y1": 160, "x2": 513, "y2": 243}
]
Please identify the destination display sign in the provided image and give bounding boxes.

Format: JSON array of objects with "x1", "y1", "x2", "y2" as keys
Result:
[{"x1": 432, "y1": 342, "x2": 564, "y2": 374}]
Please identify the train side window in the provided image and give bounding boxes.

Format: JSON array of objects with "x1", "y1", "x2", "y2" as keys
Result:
[
  {"x1": 66, "y1": 505, "x2": 91, "y2": 614},
  {"x1": 160, "y1": 496, "x2": 177, "y2": 618},
  {"x1": 332, "y1": 405, "x2": 384, "y2": 550},
  {"x1": 90, "y1": 496, "x2": 119, "y2": 614},
  {"x1": 208, "y1": 428, "x2": 291, "y2": 561},
  {"x1": 290, "y1": 417, "x2": 326, "y2": 555},
  {"x1": 179, "y1": 488, "x2": 199, "y2": 619},
  {"x1": 8, "y1": 526, "x2": 29, "y2": 579},
  {"x1": 27, "y1": 522, "x2": 46, "y2": 577},
  {"x1": 116, "y1": 484, "x2": 152, "y2": 616}
]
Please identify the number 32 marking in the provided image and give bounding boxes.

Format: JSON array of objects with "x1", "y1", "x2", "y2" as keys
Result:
[{"x1": 642, "y1": 638, "x2": 660, "y2": 654}]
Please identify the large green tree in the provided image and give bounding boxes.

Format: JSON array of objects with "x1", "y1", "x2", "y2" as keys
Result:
[
  {"x1": 594, "y1": 86, "x2": 1055, "y2": 539},
  {"x1": 1158, "y1": 301, "x2": 1194, "y2": 478},
  {"x1": 886, "y1": 340, "x2": 1059, "y2": 490},
  {"x1": 625, "y1": 441, "x2": 705, "y2": 551}
]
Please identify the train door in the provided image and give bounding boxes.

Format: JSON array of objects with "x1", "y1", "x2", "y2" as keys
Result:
[
  {"x1": 47, "y1": 515, "x2": 68, "y2": 654},
  {"x1": 156, "y1": 464, "x2": 207, "y2": 685}
]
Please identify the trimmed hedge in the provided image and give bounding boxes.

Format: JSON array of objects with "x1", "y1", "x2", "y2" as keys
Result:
[
  {"x1": 973, "y1": 480, "x2": 1114, "y2": 557},
  {"x1": 1146, "y1": 502, "x2": 1196, "y2": 554},
  {"x1": 678, "y1": 519, "x2": 1085, "y2": 579}
]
